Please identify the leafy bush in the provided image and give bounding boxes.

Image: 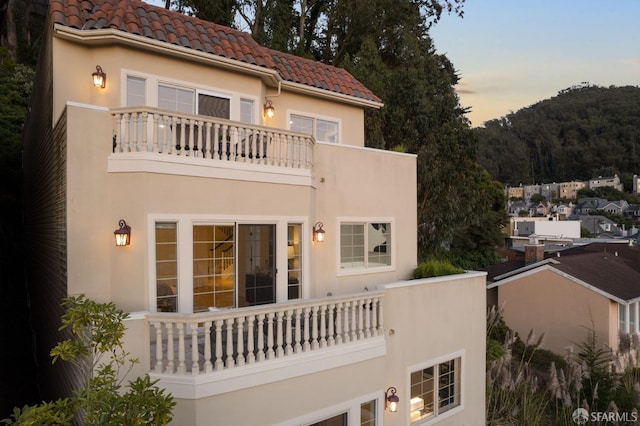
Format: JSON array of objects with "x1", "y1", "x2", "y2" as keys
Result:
[{"x1": 413, "y1": 259, "x2": 464, "y2": 279}]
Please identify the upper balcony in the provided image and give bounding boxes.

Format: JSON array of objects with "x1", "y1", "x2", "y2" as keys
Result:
[{"x1": 111, "y1": 107, "x2": 315, "y2": 173}]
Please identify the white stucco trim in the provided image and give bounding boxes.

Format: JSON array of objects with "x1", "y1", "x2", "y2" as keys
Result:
[
  {"x1": 152, "y1": 336, "x2": 385, "y2": 399},
  {"x1": 108, "y1": 152, "x2": 315, "y2": 187}
]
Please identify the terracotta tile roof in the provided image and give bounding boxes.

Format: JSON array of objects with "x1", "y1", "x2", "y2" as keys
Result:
[{"x1": 49, "y1": 0, "x2": 381, "y2": 103}]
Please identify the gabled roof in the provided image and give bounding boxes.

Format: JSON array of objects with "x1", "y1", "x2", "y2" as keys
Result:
[
  {"x1": 486, "y1": 242, "x2": 640, "y2": 303},
  {"x1": 49, "y1": 0, "x2": 381, "y2": 104}
]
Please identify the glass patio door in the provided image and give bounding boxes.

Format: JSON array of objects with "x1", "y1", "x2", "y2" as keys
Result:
[{"x1": 237, "y1": 224, "x2": 276, "y2": 307}]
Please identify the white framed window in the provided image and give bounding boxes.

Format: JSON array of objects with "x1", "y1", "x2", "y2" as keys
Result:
[
  {"x1": 620, "y1": 302, "x2": 639, "y2": 334},
  {"x1": 126, "y1": 76, "x2": 146, "y2": 106},
  {"x1": 150, "y1": 216, "x2": 306, "y2": 313},
  {"x1": 339, "y1": 220, "x2": 392, "y2": 272},
  {"x1": 278, "y1": 391, "x2": 380, "y2": 426},
  {"x1": 240, "y1": 98, "x2": 254, "y2": 124},
  {"x1": 290, "y1": 113, "x2": 339, "y2": 143},
  {"x1": 158, "y1": 84, "x2": 195, "y2": 114},
  {"x1": 410, "y1": 354, "x2": 463, "y2": 424}
]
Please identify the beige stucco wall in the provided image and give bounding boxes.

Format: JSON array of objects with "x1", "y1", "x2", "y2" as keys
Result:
[
  {"x1": 497, "y1": 268, "x2": 614, "y2": 354},
  {"x1": 383, "y1": 272, "x2": 487, "y2": 426}
]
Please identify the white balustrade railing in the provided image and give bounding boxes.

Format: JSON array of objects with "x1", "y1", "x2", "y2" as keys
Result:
[
  {"x1": 111, "y1": 107, "x2": 314, "y2": 170},
  {"x1": 146, "y1": 292, "x2": 384, "y2": 376}
]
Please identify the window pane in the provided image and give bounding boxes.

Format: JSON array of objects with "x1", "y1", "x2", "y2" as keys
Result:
[
  {"x1": 438, "y1": 358, "x2": 461, "y2": 413},
  {"x1": 316, "y1": 119, "x2": 338, "y2": 143},
  {"x1": 198, "y1": 94, "x2": 230, "y2": 119},
  {"x1": 158, "y1": 85, "x2": 195, "y2": 113},
  {"x1": 340, "y1": 224, "x2": 365, "y2": 269},
  {"x1": 360, "y1": 400, "x2": 376, "y2": 426},
  {"x1": 620, "y1": 303, "x2": 627, "y2": 332},
  {"x1": 288, "y1": 224, "x2": 302, "y2": 300},
  {"x1": 156, "y1": 222, "x2": 177, "y2": 312},
  {"x1": 193, "y1": 225, "x2": 235, "y2": 312},
  {"x1": 126, "y1": 76, "x2": 145, "y2": 106},
  {"x1": 367, "y1": 223, "x2": 391, "y2": 267},
  {"x1": 309, "y1": 412, "x2": 347, "y2": 426},
  {"x1": 240, "y1": 98, "x2": 254, "y2": 123},
  {"x1": 410, "y1": 366, "x2": 435, "y2": 423},
  {"x1": 290, "y1": 114, "x2": 313, "y2": 135}
]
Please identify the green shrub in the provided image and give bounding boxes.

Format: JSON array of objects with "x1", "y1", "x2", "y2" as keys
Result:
[{"x1": 413, "y1": 259, "x2": 464, "y2": 279}]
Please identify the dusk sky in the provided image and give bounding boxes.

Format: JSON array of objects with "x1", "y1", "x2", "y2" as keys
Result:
[{"x1": 430, "y1": 0, "x2": 640, "y2": 127}]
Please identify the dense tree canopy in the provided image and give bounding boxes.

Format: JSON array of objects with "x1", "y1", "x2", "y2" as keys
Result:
[{"x1": 476, "y1": 85, "x2": 640, "y2": 186}]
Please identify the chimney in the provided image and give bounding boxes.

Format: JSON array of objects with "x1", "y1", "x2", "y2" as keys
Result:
[{"x1": 524, "y1": 236, "x2": 545, "y2": 265}]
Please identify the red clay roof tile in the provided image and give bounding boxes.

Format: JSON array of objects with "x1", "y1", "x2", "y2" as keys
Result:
[{"x1": 49, "y1": 0, "x2": 380, "y2": 103}]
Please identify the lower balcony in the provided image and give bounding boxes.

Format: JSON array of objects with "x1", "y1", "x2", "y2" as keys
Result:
[{"x1": 145, "y1": 291, "x2": 386, "y2": 398}]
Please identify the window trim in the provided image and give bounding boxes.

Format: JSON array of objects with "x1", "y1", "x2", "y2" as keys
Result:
[
  {"x1": 288, "y1": 109, "x2": 342, "y2": 144},
  {"x1": 337, "y1": 217, "x2": 395, "y2": 276},
  {"x1": 407, "y1": 350, "x2": 465, "y2": 425}
]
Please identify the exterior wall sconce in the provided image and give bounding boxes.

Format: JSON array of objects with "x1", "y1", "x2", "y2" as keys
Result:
[
  {"x1": 313, "y1": 222, "x2": 325, "y2": 242},
  {"x1": 385, "y1": 387, "x2": 399, "y2": 412},
  {"x1": 114, "y1": 219, "x2": 131, "y2": 246},
  {"x1": 264, "y1": 99, "x2": 275, "y2": 118},
  {"x1": 92, "y1": 65, "x2": 106, "y2": 89}
]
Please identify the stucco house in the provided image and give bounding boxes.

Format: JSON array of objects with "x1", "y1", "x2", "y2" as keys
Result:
[
  {"x1": 22, "y1": 1, "x2": 486, "y2": 425},
  {"x1": 486, "y1": 242, "x2": 640, "y2": 355}
]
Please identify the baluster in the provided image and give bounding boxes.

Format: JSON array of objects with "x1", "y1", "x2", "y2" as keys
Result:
[
  {"x1": 311, "y1": 306, "x2": 320, "y2": 350},
  {"x1": 203, "y1": 320, "x2": 213, "y2": 373},
  {"x1": 266, "y1": 312, "x2": 275, "y2": 359},
  {"x1": 357, "y1": 300, "x2": 364, "y2": 340},
  {"x1": 350, "y1": 301, "x2": 357, "y2": 342},
  {"x1": 335, "y1": 302, "x2": 344, "y2": 345},
  {"x1": 365, "y1": 298, "x2": 372, "y2": 338},
  {"x1": 246, "y1": 315, "x2": 256, "y2": 364},
  {"x1": 194, "y1": 120, "x2": 201, "y2": 157},
  {"x1": 190, "y1": 323, "x2": 199, "y2": 374},
  {"x1": 256, "y1": 314, "x2": 266, "y2": 362},
  {"x1": 285, "y1": 310, "x2": 293, "y2": 355},
  {"x1": 177, "y1": 323, "x2": 186, "y2": 374},
  {"x1": 303, "y1": 307, "x2": 311, "y2": 351},
  {"x1": 152, "y1": 113, "x2": 159, "y2": 152},
  {"x1": 154, "y1": 321, "x2": 163, "y2": 372},
  {"x1": 276, "y1": 311, "x2": 284, "y2": 357},
  {"x1": 123, "y1": 113, "x2": 131, "y2": 152},
  {"x1": 167, "y1": 323, "x2": 175, "y2": 373},
  {"x1": 204, "y1": 122, "x2": 212, "y2": 158},
  {"x1": 213, "y1": 123, "x2": 221, "y2": 159},
  {"x1": 236, "y1": 317, "x2": 245, "y2": 366},
  {"x1": 319, "y1": 304, "x2": 327, "y2": 348},
  {"x1": 142, "y1": 111, "x2": 149, "y2": 152},
  {"x1": 113, "y1": 114, "x2": 122, "y2": 153},
  {"x1": 170, "y1": 116, "x2": 178, "y2": 154},
  {"x1": 222, "y1": 124, "x2": 230, "y2": 160},
  {"x1": 225, "y1": 318, "x2": 234, "y2": 368},
  {"x1": 328, "y1": 303, "x2": 336, "y2": 347},
  {"x1": 377, "y1": 297, "x2": 384, "y2": 336},
  {"x1": 214, "y1": 319, "x2": 224, "y2": 370},
  {"x1": 294, "y1": 308, "x2": 302, "y2": 353}
]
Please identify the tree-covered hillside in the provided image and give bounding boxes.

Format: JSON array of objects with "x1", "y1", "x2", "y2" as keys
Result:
[{"x1": 476, "y1": 85, "x2": 640, "y2": 186}]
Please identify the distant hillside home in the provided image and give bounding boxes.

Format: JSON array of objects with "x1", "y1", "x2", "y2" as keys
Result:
[
  {"x1": 523, "y1": 184, "x2": 542, "y2": 203},
  {"x1": 554, "y1": 202, "x2": 574, "y2": 220},
  {"x1": 573, "y1": 198, "x2": 629, "y2": 216},
  {"x1": 541, "y1": 183, "x2": 560, "y2": 201},
  {"x1": 559, "y1": 181, "x2": 587, "y2": 200},
  {"x1": 589, "y1": 174, "x2": 623, "y2": 192},
  {"x1": 486, "y1": 242, "x2": 640, "y2": 354}
]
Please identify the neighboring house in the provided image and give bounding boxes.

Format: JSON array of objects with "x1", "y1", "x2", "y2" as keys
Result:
[
  {"x1": 540, "y1": 183, "x2": 560, "y2": 201},
  {"x1": 554, "y1": 202, "x2": 574, "y2": 220},
  {"x1": 486, "y1": 242, "x2": 640, "y2": 355},
  {"x1": 579, "y1": 215, "x2": 622, "y2": 237},
  {"x1": 573, "y1": 198, "x2": 611, "y2": 216},
  {"x1": 507, "y1": 200, "x2": 528, "y2": 217},
  {"x1": 559, "y1": 181, "x2": 587, "y2": 201},
  {"x1": 523, "y1": 184, "x2": 542, "y2": 203},
  {"x1": 506, "y1": 185, "x2": 524, "y2": 200},
  {"x1": 589, "y1": 174, "x2": 624, "y2": 192},
  {"x1": 22, "y1": 1, "x2": 486, "y2": 425},
  {"x1": 624, "y1": 204, "x2": 640, "y2": 223}
]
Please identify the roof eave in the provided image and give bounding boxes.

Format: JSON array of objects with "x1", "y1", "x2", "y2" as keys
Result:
[{"x1": 282, "y1": 81, "x2": 383, "y2": 109}]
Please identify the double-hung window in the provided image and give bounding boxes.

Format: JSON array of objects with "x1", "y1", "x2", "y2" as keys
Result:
[
  {"x1": 340, "y1": 222, "x2": 392, "y2": 270},
  {"x1": 620, "y1": 302, "x2": 639, "y2": 334},
  {"x1": 410, "y1": 356, "x2": 462, "y2": 423},
  {"x1": 290, "y1": 113, "x2": 339, "y2": 143}
]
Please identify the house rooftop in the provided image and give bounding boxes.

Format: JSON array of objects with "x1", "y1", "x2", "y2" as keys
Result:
[
  {"x1": 49, "y1": 0, "x2": 381, "y2": 103},
  {"x1": 486, "y1": 242, "x2": 640, "y2": 302}
]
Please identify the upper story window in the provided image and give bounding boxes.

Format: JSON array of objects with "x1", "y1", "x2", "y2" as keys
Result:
[
  {"x1": 240, "y1": 98, "x2": 254, "y2": 124},
  {"x1": 126, "y1": 76, "x2": 145, "y2": 106},
  {"x1": 290, "y1": 113, "x2": 339, "y2": 143},
  {"x1": 340, "y1": 221, "x2": 392, "y2": 271},
  {"x1": 158, "y1": 84, "x2": 195, "y2": 114},
  {"x1": 620, "y1": 302, "x2": 638, "y2": 334}
]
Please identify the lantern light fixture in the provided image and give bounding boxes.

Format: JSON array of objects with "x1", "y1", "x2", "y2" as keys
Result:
[
  {"x1": 264, "y1": 99, "x2": 275, "y2": 118},
  {"x1": 92, "y1": 65, "x2": 106, "y2": 89},
  {"x1": 114, "y1": 219, "x2": 131, "y2": 246},
  {"x1": 313, "y1": 222, "x2": 325, "y2": 242},
  {"x1": 385, "y1": 387, "x2": 399, "y2": 412}
]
